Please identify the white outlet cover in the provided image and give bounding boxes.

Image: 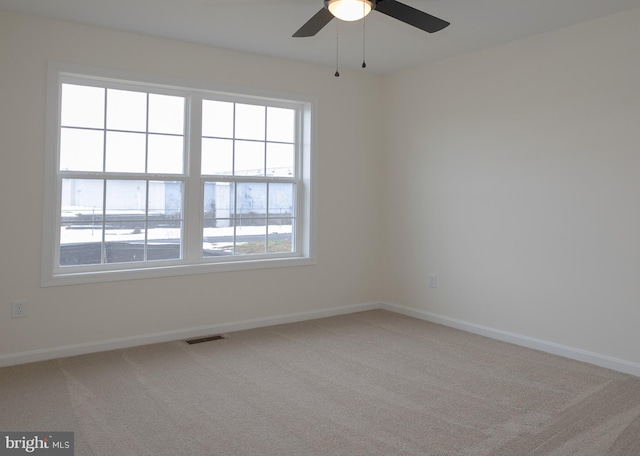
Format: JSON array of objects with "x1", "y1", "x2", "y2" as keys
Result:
[{"x1": 11, "y1": 300, "x2": 27, "y2": 318}]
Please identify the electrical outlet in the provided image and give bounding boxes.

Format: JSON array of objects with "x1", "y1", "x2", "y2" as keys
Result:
[
  {"x1": 428, "y1": 274, "x2": 437, "y2": 288},
  {"x1": 11, "y1": 300, "x2": 27, "y2": 318}
]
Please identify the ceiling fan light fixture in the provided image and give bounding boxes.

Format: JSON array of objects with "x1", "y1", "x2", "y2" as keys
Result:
[{"x1": 325, "y1": 0, "x2": 373, "y2": 22}]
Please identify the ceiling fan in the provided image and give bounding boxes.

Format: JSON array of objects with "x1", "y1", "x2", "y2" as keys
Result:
[{"x1": 293, "y1": 0, "x2": 450, "y2": 37}]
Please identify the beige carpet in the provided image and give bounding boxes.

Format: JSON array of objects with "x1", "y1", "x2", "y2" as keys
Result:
[{"x1": 1, "y1": 310, "x2": 639, "y2": 455}]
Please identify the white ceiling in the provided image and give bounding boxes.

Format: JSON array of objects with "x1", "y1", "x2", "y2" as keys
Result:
[{"x1": 2, "y1": 0, "x2": 640, "y2": 74}]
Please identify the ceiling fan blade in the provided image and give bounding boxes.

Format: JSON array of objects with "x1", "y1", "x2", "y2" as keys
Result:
[
  {"x1": 293, "y1": 8, "x2": 334, "y2": 37},
  {"x1": 375, "y1": 0, "x2": 450, "y2": 33}
]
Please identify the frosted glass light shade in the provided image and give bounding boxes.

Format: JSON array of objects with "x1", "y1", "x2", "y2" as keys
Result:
[{"x1": 327, "y1": 0, "x2": 373, "y2": 22}]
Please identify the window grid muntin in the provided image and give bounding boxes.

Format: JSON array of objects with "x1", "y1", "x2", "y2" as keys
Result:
[
  {"x1": 57, "y1": 80, "x2": 188, "y2": 269},
  {"x1": 200, "y1": 97, "x2": 299, "y2": 259},
  {"x1": 201, "y1": 177, "x2": 297, "y2": 259},
  {"x1": 51, "y1": 72, "x2": 307, "y2": 278},
  {"x1": 59, "y1": 81, "x2": 188, "y2": 173},
  {"x1": 201, "y1": 99, "x2": 298, "y2": 179},
  {"x1": 58, "y1": 175, "x2": 186, "y2": 268}
]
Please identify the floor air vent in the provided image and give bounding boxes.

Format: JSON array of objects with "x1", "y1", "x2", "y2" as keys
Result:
[{"x1": 185, "y1": 335, "x2": 226, "y2": 345}]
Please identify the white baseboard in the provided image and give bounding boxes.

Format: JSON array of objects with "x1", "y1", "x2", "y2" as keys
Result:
[
  {"x1": 0, "y1": 302, "x2": 379, "y2": 368},
  {"x1": 3, "y1": 301, "x2": 639, "y2": 378},
  {"x1": 380, "y1": 302, "x2": 640, "y2": 378}
]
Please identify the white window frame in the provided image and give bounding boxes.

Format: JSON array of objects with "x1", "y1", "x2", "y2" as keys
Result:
[{"x1": 42, "y1": 62, "x2": 316, "y2": 286}]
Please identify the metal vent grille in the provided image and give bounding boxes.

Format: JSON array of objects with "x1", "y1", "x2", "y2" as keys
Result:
[{"x1": 185, "y1": 335, "x2": 226, "y2": 345}]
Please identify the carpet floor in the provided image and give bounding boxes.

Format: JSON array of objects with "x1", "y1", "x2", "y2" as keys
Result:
[{"x1": 1, "y1": 310, "x2": 639, "y2": 455}]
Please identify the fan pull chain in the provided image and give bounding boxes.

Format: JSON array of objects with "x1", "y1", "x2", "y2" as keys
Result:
[
  {"x1": 335, "y1": 20, "x2": 340, "y2": 77},
  {"x1": 362, "y1": 1, "x2": 367, "y2": 68}
]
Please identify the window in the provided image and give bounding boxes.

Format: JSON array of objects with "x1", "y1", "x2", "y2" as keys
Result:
[{"x1": 42, "y1": 64, "x2": 315, "y2": 286}]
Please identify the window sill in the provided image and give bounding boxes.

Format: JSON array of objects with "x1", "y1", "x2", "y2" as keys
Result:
[{"x1": 42, "y1": 256, "x2": 317, "y2": 287}]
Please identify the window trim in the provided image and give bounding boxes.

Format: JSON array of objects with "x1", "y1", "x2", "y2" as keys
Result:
[{"x1": 42, "y1": 62, "x2": 317, "y2": 287}]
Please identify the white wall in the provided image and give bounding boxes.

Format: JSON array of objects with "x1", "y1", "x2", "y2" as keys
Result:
[
  {"x1": 382, "y1": 8, "x2": 640, "y2": 364},
  {"x1": 0, "y1": 10, "x2": 385, "y2": 360}
]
